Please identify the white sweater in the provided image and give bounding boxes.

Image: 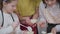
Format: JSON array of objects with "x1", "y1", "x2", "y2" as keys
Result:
[{"x1": 0, "y1": 10, "x2": 23, "y2": 34}]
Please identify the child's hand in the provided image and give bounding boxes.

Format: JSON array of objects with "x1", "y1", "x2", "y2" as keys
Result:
[
  {"x1": 39, "y1": 22, "x2": 46, "y2": 28},
  {"x1": 51, "y1": 28, "x2": 56, "y2": 34},
  {"x1": 25, "y1": 18, "x2": 33, "y2": 26},
  {"x1": 32, "y1": 23, "x2": 37, "y2": 28},
  {"x1": 12, "y1": 21, "x2": 19, "y2": 29}
]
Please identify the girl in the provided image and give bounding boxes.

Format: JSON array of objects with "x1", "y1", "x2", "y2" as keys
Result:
[
  {"x1": 0, "y1": 0, "x2": 27, "y2": 34},
  {"x1": 39, "y1": 0, "x2": 60, "y2": 34}
]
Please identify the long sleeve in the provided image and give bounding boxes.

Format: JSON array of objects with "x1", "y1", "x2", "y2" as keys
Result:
[
  {"x1": 38, "y1": 2, "x2": 46, "y2": 22},
  {"x1": 15, "y1": 25, "x2": 24, "y2": 34},
  {"x1": 12, "y1": 13, "x2": 24, "y2": 34}
]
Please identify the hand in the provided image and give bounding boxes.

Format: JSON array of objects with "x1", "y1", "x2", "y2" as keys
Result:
[
  {"x1": 32, "y1": 23, "x2": 37, "y2": 28},
  {"x1": 25, "y1": 18, "x2": 33, "y2": 26},
  {"x1": 51, "y1": 28, "x2": 56, "y2": 34},
  {"x1": 39, "y1": 22, "x2": 46, "y2": 28},
  {"x1": 12, "y1": 21, "x2": 19, "y2": 29}
]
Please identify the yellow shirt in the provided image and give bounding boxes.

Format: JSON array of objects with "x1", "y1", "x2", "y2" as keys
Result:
[{"x1": 17, "y1": 0, "x2": 41, "y2": 16}]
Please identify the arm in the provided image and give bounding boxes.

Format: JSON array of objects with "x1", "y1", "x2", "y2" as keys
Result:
[
  {"x1": 38, "y1": 1, "x2": 46, "y2": 23},
  {"x1": 15, "y1": 26, "x2": 28, "y2": 34},
  {"x1": 0, "y1": 26, "x2": 14, "y2": 34},
  {"x1": 32, "y1": 7, "x2": 39, "y2": 19},
  {"x1": 38, "y1": 2, "x2": 46, "y2": 28},
  {"x1": 0, "y1": 21, "x2": 19, "y2": 34},
  {"x1": 32, "y1": 0, "x2": 41, "y2": 19}
]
